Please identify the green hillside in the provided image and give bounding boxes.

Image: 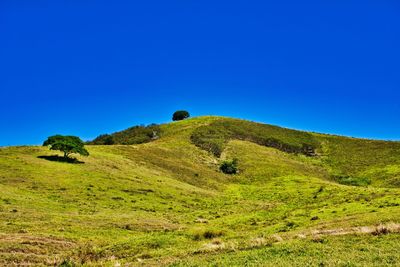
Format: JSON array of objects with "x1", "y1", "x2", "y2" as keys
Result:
[{"x1": 0, "y1": 116, "x2": 399, "y2": 266}]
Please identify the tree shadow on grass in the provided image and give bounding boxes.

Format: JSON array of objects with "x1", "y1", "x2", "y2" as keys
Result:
[{"x1": 37, "y1": 155, "x2": 85, "y2": 164}]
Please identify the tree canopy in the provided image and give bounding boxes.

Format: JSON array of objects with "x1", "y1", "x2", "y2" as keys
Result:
[
  {"x1": 43, "y1": 135, "x2": 89, "y2": 158},
  {"x1": 172, "y1": 110, "x2": 190, "y2": 121}
]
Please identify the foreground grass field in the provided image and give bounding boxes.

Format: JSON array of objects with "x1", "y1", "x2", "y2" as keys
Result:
[{"x1": 0, "y1": 116, "x2": 399, "y2": 266}]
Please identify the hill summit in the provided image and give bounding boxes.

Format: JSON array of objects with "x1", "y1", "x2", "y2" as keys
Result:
[{"x1": 89, "y1": 116, "x2": 400, "y2": 187}]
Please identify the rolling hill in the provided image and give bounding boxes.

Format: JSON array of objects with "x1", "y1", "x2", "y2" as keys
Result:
[{"x1": 0, "y1": 116, "x2": 399, "y2": 266}]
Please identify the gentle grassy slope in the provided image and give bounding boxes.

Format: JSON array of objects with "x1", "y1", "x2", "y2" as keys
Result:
[
  {"x1": 0, "y1": 116, "x2": 399, "y2": 266},
  {"x1": 189, "y1": 117, "x2": 400, "y2": 187},
  {"x1": 191, "y1": 118, "x2": 319, "y2": 157},
  {"x1": 317, "y1": 134, "x2": 400, "y2": 187}
]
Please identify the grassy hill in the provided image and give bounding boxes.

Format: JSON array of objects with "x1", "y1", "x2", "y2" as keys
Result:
[{"x1": 0, "y1": 116, "x2": 399, "y2": 266}]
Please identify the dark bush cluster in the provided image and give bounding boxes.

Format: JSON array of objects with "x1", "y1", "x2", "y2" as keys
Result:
[
  {"x1": 219, "y1": 159, "x2": 238, "y2": 174},
  {"x1": 193, "y1": 229, "x2": 224, "y2": 240},
  {"x1": 90, "y1": 134, "x2": 115, "y2": 145},
  {"x1": 89, "y1": 124, "x2": 161, "y2": 145}
]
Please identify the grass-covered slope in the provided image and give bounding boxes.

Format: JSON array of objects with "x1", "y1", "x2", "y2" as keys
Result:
[
  {"x1": 317, "y1": 134, "x2": 400, "y2": 187},
  {"x1": 190, "y1": 118, "x2": 319, "y2": 157},
  {"x1": 188, "y1": 117, "x2": 400, "y2": 187},
  {"x1": 0, "y1": 116, "x2": 399, "y2": 266}
]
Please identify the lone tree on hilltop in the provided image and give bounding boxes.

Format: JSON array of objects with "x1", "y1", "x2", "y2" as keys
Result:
[
  {"x1": 172, "y1": 110, "x2": 190, "y2": 121},
  {"x1": 43, "y1": 135, "x2": 89, "y2": 158}
]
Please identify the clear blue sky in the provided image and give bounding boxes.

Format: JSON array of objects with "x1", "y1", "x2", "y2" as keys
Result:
[{"x1": 1, "y1": 1, "x2": 399, "y2": 146}]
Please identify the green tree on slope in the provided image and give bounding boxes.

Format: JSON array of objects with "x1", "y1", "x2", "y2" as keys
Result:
[{"x1": 43, "y1": 135, "x2": 89, "y2": 158}]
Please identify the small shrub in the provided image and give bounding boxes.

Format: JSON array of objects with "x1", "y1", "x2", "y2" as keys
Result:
[
  {"x1": 248, "y1": 237, "x2": 274, "y2": 248},
  {"x1": 59, "y1": 259, "x2": 76, "y2": 267},
  {"x1": 75, "y1": 243, "x2": 104, "y2": 264},
  {"x1": 286, "y1": 221, "x2": 296, "y2": 228},
  {"x1": 196, "y1": 239, "x2": 226, "y2": 253},
  {"x1": 193, "y1": 229, "x2": 224, "y2": 240},
  {"x1": 311, "y1": 235, "x2": 327, "y2": 243},
  {"x1": 278, "y1": 221, "x2": 298, "y2": 232},
  {"x1": 372, "y1": 225, "x2": 390, "y2": 236},
  {"x1": 203, "y1": 230, "x2": 223, "y2": 239},
  {"x1": 219, "y1": 159, "x2": 238, "y2": 174},
  {"x1": 143, "y1": 237, "x2": 168, "y2": 249},
  {"x1": 335, "y1": 175, "x2": 371, "y2": 186}
]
